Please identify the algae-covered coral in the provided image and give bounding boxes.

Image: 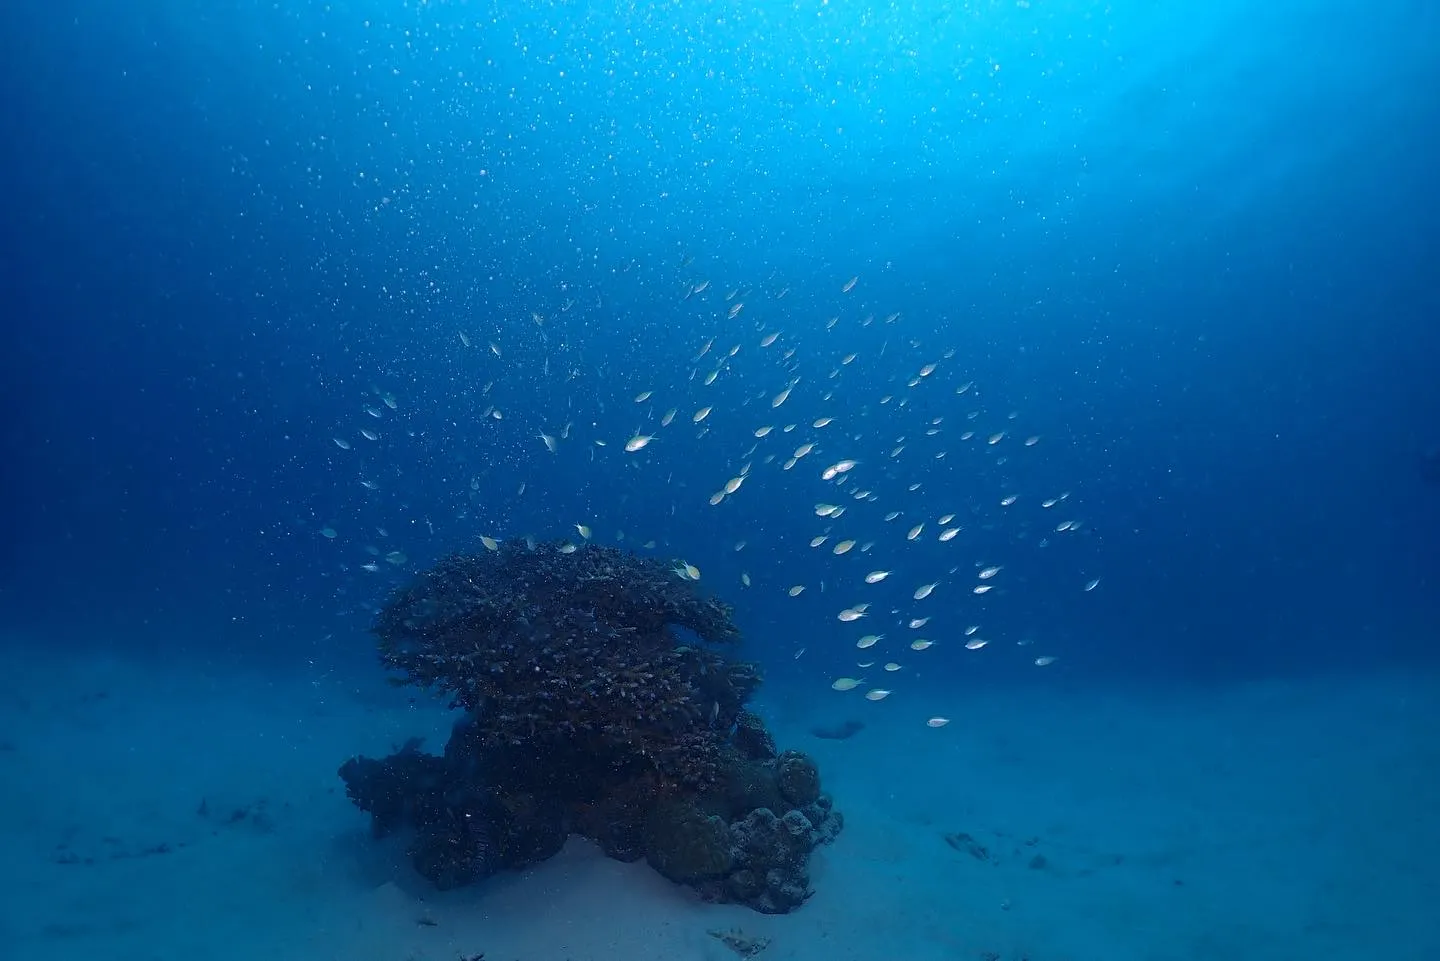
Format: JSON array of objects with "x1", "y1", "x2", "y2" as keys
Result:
[{"x1": 340, "y1": 540, "x2": 841, "y2": 913}]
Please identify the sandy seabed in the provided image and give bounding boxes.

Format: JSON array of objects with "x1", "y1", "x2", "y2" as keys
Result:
[{"x1": 1, "y1": 643, "x2": 1436, "y2": 961}]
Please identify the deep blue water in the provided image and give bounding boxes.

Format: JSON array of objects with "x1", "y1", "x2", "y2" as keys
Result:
[{"x1": 2, "y1": 0, "x2": 1437, "y2": 698}]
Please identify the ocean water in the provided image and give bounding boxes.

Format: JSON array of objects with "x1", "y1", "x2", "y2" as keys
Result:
[{"x1": 1, "y1": 1, "x2": 1437, "y2": 959}]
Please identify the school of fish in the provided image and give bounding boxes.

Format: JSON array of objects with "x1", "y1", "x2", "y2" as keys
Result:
[{"x1": 318, "y1": 272, "x2": 1095, "y2": 728}]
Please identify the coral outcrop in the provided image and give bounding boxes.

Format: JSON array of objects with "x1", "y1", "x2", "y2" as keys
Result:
[{"x1": 339, "y1": 541, "x2": 840, "y2": 912}]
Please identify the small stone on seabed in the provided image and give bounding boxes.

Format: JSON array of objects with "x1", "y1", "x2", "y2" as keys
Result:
[{"x1": 708, "y1": 927, "x2": 770, "y2": 958}]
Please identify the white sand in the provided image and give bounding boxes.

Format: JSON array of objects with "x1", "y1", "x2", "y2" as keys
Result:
[{"x1": 2, "y1": 645, "x2": 1436, "y2": 961}]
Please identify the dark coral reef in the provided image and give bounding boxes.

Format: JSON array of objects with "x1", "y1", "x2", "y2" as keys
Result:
[{"x1": 340, "y1": 541, "x2": 841, "y2": 913}]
